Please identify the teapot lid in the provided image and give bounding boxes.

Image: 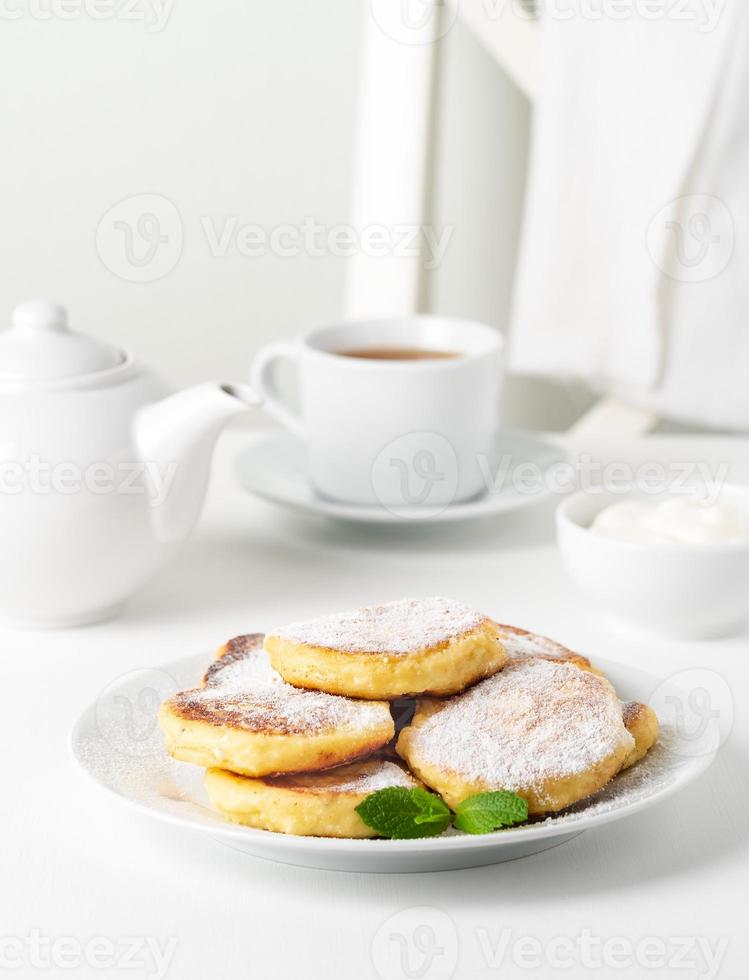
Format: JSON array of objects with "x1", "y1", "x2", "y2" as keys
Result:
[{"x1": 0, "y1": 300, "x2": 125, "y2": 382}]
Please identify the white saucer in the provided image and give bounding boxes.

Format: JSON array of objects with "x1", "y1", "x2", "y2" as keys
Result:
[
  {"x1": 71, "y1": 653, "x2": 714, "y2": 874},
  {"x1": 236, "y1": 430, "x2": 567, "y2": 524}
]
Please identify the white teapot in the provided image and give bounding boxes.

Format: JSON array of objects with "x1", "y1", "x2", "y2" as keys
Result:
[{"x1": 0, "y1": 300, "x2": 259, "y2": 627}]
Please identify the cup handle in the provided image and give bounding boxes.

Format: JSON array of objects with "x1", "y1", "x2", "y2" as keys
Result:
[{"x1": 250, "y1": 342, "x2": 305, "y2": 439}]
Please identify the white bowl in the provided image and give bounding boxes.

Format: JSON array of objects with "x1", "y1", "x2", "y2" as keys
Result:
[{"x1": 556, "y1": 485, "x2": 749, "y2": 640}]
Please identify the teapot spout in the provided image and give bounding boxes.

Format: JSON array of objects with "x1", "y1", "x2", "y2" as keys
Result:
[{"x1": 134, "y1": 382, "x2": 260, "y2": 542}]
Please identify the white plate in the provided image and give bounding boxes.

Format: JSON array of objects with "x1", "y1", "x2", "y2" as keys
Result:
[
  {"x1": 235, "y1": 430, "x2": 567, "y2": 524},
  {"x1": 71, "y1": 653, "x2": 714, "y2": 874}
]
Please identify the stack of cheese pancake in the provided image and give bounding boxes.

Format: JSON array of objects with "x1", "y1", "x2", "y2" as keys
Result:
[{"x1": 159, "y1": 598, "x2": 658, "y2": 838}]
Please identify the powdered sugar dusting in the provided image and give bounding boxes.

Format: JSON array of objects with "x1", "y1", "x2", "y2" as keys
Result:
[
  {"x1": 534, "y1": 723, "x2": 678, "y2": 828},
  {"x1": 168, "y1": 634, "x2": 390, "y2": 736},
  {"x1": 622, "y1": 700, "x2": 643, "y2": 726},
  {"x1": 204, "y1": 635, "x2": 280, "y2": 689},
  {"x1": 269, "y1": 757, "x2": 417, "y2": 795},
  {"x1": 499, "y1": 625, "x2": 582, "y2": 663},
  {"x1": 408, "y1": 659, "x2": 634, "y2": 802},
  {"x1": 271, "y1": 597, "x2": 488, "y2": 655},
  {"x1": 75, "y1": 648, "x2": 698, "y2": 851}
]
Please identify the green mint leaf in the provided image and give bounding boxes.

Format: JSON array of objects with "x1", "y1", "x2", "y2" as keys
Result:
[
  {"x1": 410, "y1": 787, "x2": 452, "y2": 825},
  {"x1": 355, "y1": 786, "x2": 452, "y2": 839},
  {"x1": 453, "y1": 791, "x2": 528, "y2": 835}
]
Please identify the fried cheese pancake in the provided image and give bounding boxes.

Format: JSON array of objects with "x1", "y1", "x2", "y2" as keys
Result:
[
  {"x1": 264, "y1": 597, "x2": 507, "y2": 699},
  {"x1": 499, "y1": 628, "x2": 659, "y2": 770},
  {"x1": 205, "y1": 755, "x2": 419, "y2": 837},
  {"x1": 621, "y1": 700, "x2": 659, "y2": 770},
  {"x1": 498, "y1": 624, "x2": 596, "y2": 672},
  {"x1": 397, "y1": 658, "x2": 634, "y2": 814},
  {"x1": 159, "y1": 634, "x2": 394, "y2": 777}
]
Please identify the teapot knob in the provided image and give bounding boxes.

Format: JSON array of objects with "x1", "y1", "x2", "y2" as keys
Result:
[
  {"x1": 1, "y1": 299, "x2": 122, "y2": 380},
  {"x1": 12, "y1": 300, "x2": 69, "y2": 333}
]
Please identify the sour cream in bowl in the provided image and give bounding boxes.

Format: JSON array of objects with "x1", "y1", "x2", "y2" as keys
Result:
[
  {"x1": 556, "y1": 484, "x2": 749, "y2": 640},
  {"x1": 590, "y1": 496, "x2": 749, "y2": 546}
]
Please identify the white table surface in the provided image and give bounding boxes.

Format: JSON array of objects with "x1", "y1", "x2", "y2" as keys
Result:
[{"x1": 3, "y1": 427, "x2": 748, "y2": 980}]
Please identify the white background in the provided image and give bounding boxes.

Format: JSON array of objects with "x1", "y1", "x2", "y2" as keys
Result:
[{"x1": 0, "y1": 0, "x2": 533, "y2": 394}]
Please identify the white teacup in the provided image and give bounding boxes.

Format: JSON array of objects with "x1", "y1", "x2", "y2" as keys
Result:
[{"x1": 251, "y1": 316, "x2": 504, "y2": 510}]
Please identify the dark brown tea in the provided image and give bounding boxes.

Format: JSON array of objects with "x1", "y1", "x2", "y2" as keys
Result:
[{"x1": 335, "y1": 347, "x2": 459, "y2": 361}]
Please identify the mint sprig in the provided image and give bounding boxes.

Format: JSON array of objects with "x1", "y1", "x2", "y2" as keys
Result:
[
  {"x1": 355, "y1": 787, "x2": 451, "y2": 839},
  {"x1": 453, "y1": 791, "x2": 529, "y2": 834},
  {"x1": 355, "y1": 787, "x2": 528, "y2": 839}
]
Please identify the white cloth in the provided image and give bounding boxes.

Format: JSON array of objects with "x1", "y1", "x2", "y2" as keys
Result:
[{"x1": 510, "y1": 1, "x2": 749, "y2": 430}]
